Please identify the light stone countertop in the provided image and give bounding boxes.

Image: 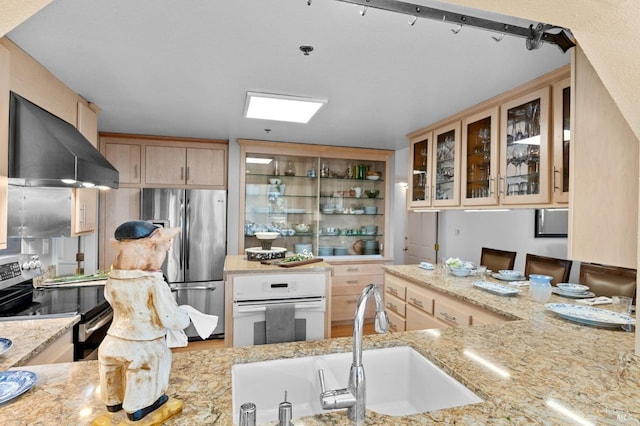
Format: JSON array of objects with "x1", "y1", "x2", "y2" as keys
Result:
[
  {"x1": 2, "y1": 265, "x2": 640, "y2": 425},
  {"x1": 224, "y1": 254, "x2": 334, "y2": 276},
  {"x1": 0, "y1": 315, "x2": 80, "y2": 370}
]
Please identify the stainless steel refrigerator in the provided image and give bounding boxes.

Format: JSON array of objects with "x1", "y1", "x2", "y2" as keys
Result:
[{"x1": 141, "y1": 188, "x2": 226, "y2": 338}]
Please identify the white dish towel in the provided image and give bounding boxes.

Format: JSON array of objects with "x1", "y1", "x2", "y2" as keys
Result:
[
  {"x1": 577, "y1": 296, "x2": 612, "y2": 306},
  {"x1": 166, "y1": 305, "x2": 219, "y2": 348}
]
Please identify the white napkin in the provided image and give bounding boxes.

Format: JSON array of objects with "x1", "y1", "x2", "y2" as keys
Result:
[
  {"x1": 577, "y1": 296, "x2": 612, "y2": 306},
  {"x1": 418, "y1": 262, "x2": 434, "y2": 270},
  {"x1": 166, "y1": 305, "x2": 219, "y2": 348}
]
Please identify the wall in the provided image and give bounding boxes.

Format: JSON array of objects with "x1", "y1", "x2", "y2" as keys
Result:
[{"x1": 438, "y1": 209, "x2": 579, "y2": 282}]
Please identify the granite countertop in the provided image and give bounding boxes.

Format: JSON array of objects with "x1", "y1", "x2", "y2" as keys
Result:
[
  {"x1": 2, "y1": 265, "x2": 639, "y2": 425},
  {"x1": 0, "y1": 315, "x2": 80, "y2": 370},
  {"x1": 224, "y1": 254, "x2": 334, "y2": 275}
]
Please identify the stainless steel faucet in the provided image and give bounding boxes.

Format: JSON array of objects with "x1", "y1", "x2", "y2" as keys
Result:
[{"x1": 318, "y1": 284, "x2": 389, "y2": 423}]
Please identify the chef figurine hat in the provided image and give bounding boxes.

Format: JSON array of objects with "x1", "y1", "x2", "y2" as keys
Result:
[{"x1": 111, "y1": 221, "x2": 180, "y2": 271}]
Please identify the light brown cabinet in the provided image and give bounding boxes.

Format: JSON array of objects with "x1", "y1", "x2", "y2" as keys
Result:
[
  {"x1": 104, "y1": 141, "x2": 141, "y2": 184},
  {"x1": 145, "y1": 145, "x2": 226, "y2": 187},
  {"x1": 98, "y1": 188, "x2": 141, "y2": 270},
  {"x1": 330, "y1": 262, "x2": 386, "y2": 324},
  {"x1": 552, "y1": 77, "x2": 571, "y2": 203},
  {"x1": 72, "y1": 100, "x2": 99, "y2": 236},
  {"x1": 0, "y1": 43, "x2": 10, "y2": 249},
  {"x1": 408, "y1": 65, "x2": 570, "y2": 210},
  {"x1": 384, "y1": 273, "x2": 508, "y2": 332}
]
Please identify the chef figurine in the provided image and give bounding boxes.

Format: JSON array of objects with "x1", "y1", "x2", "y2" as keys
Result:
[{"x1": 97, "y1": 220, "x2": 190, "y2": 423}]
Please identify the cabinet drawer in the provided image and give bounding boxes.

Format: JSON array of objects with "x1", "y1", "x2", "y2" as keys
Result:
[
  {"x1": 384, "y1": 293, "x2": 406, "y2": 318},
  {"x1": 332, "y1": 294, "x2": 375, "y2": 322},
  {"x1": 387, "y1": 309, "x2": 406, "y2": 333},
  {"x1": 333, "y1": 274, "x2": 383, "y2": 296},
  {"x1": 434, "y1": 300, "x2": 471, "y2": 327},
  {"x1": 385, "y1": 275, "x2": 407, "y2": 301},
  {"x1": 332, "y1": 263, "x2": 384, "y2": 277},
  {"x1": 406, "y1": 305, "x2": 441, "y2": 331},
  {"x1": 406, "y1": 286, "x2": 434, "y2": 314}
]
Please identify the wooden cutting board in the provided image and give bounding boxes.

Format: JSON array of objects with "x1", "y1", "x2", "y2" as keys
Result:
[{"x1": 260, "y1": 257, "x2": 324, "y2": 267}]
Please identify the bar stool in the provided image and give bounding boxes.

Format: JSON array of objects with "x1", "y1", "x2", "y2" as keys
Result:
[
  {"x1": 524, "y1": 253, "x2": 572, "y2": 285},
  {"x1": 579, "y1": 262, "x2": 636, "y2": 302},
  {"x1": 480, "y1": 247, "x2": 517, "y2": 273}
]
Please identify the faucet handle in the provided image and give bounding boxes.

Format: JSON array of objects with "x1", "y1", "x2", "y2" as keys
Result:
[{"x1": 317, "y1": 369, "x2": 356, "y2": 410}]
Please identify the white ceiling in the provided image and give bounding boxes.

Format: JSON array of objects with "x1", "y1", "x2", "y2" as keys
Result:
[{"x1": 7, "y1": 0, "x2": 569, "y2": 151}]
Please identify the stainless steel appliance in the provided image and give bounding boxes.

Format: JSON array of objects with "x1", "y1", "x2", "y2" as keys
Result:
[
  {"x1": 0, "y1": 255, "x2": 112, "y2": 361},
  {"x1": 141, "y1": 188, "x2": 227, "y2": 339},
  {"x1": 232, "y1": 274, "x2": 326, "y2": 347}
]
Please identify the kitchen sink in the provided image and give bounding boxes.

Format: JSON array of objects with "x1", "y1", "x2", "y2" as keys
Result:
[{"x1": 231, "y1": 346, "x2": 482, "y2": 424}]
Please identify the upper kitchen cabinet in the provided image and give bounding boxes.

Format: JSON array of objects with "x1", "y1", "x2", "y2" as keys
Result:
[
  {"x1": 408, "y1": 131, "x2": 433, "y2": 208},
  {"x1": 0, "y1": 43, "x2": 9, "y2": 249},
  {"x1": 432, "y1": 122, "x2": 461, "y2": 207},
  {"x1": 99, "y1": 134, "x2": 228, "y2": 189},
  {"x1": 499, "y1": 86, "x2": 551, "y2": 205},
  {"x1": 239, "y1": 139, "x2": 392, "y2": 259},
  {"x1": 407, "y1": 121, "x2": 462, "y2": 209},
  {"x1": 552, "y1": 77, "x2": 571, "y2": 203},
  {"x1": 145, "y1": 144, "x2": 226, "y2": 187},
  {"x1": 461, "y1": 107, "x2": 499, "y2": 206},
  {"x1": 103, "y1": 139, "x2": 141, "y2": 185}
]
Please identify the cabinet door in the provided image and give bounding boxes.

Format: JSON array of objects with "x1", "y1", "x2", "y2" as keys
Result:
[
  {"x1": 552, "y1": 78, "x2": 571, "y2": 203},
  {"x1": 462, "y1": 107, "x2": 499, "y2": 206},
  {"x1": 105, "y1": 142, "x2": 141, "y2": 184},
  {"x1": 72, "y1": 188, "x2": 97, "y2": 235},
  {"x1": 99, "y1": 188, "x2": 141, "y2": 270},
  {"x1": 499, "y1": 86, "x2": 551, "y2": 205},
  {"x1": 0, "y1": 44, "x2": 9, "y2": 249},
  {"x1": 186, "y1": 147, "x2": 226, "y2": 187},
  {"x1": 408, "y1": 132, "x2": 433, "y2": 208},
  {"x1": 145, "y1": 145, "x2": 186, "y2": 185},
  {"x1": 433, "y1": 121, "x2": 461, "y2": 207}
]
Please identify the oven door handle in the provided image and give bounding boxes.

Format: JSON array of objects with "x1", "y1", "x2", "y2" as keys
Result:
[
  {"x1": 79, "y1": 310, "x2": 113, "y2": 341},
  {"x1": 235, "y1": 302, "x2": 324, "y2": 313},
  {"x1": 170, "y1": 285, "x2": 216, "y2": 291}
]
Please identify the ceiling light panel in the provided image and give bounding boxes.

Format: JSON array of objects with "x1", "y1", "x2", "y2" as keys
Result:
[{"x1": 244, "y1": 92, "x2": 327, "y2": 124}]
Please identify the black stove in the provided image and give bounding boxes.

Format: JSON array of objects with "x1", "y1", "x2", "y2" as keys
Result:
[{"x1": 0, "y1": 255, "x2": 112, "y2": 360}]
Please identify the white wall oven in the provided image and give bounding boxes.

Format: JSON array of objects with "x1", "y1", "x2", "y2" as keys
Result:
[{"x1": 232, "y1": 274, "x2": 326, "y2": 347}]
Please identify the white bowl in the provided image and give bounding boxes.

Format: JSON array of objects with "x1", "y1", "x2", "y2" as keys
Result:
[
  {"x1": 450, "y1": 267, "x2": 471, "y2": 277},
  {"x1": 294, "y1": 224, "x2": 310, "y2": 233},
  {"x1": 556, "y1": 283, "x2": 590, "y2": 294},
  {"x1": 269, "y1": 178, "x2": 281, "y2": 185},
  {"x1": 499, "y1": 270, "x2": 523, "y2": 277},
  {"x1": 366, "y1": 175, "x2": 381, "y2": 181},
  {"x1": 255, "y1": 232, "x2": 279, "y2": 240}
]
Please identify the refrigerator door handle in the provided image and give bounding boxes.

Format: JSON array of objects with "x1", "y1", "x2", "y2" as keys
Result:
[
  {"x1": 185, "y1": 195, "x2": 190, "y2": 271},
  {"x1": 170, "y1": 285, "x2": 216, "y2": 292}
]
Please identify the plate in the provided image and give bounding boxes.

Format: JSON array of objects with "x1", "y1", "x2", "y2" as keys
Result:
[
  {"x1": 366, "y1": 175, "x2": 381, "y2": 180},
  {"x1": 491, "y1": 272, "x2": 525, "y2": 282},
  {"x1": 0, "y1": 338, "x2": 12, "y2": 356},
  {"x1": 0, "y1": 370, "x2": 37, "y2": 404},
  {"x1": 473, "y1": 281, "x2": 520, "y2": 296},
  {"x1": 556, "y1": 283, "x2": 590, "y2": 294},
  {"x1": 552, "y1": 288, "x2": 596, "y2": 299},
  {"x1": 285, "y1": 208, "x2": 305, "y2": 214},
  {"x1": 545, "y1": 303, "x2": 636, "y2": 328}
]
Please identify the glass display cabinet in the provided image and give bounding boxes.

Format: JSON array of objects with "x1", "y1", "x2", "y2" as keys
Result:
[
  {"x1": 239, "y1": 140, "x2": 391, "y2": 258},
  {"x1": 552, "y1": 78, "x2": 571, "y2": 203},
  {"x1": 499, "y1": 86, "x2": 550, "y2": 205},
  {"x1": 433, "y1": 122, "x2": 461, "y2": 207},
  {"x1": 461, "y1": 107, "x2": 499, "y2": 206},
  {"x1": 408, "y1": 132, "x2": 432, "y2": 208}
]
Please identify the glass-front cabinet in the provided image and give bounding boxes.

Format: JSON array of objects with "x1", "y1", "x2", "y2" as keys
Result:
[
  {"x1": 461, "y1": 107, "x2": 499, "y2": 206},
  {"x1": 407, "y1": 122, "x2": 461, "y2": 209},
  {"x1": 408, "y1": 131, "x2": 433, "y2": 208},
  {"x1": 499, "y1": 86, "x2": 551, "y2": 205},
  {"x1": 239, "y1": 140, "x2": 391, "y2": 258},
  {"x1": 552, "y1": 77, "x2": 570, "y2": 203}
]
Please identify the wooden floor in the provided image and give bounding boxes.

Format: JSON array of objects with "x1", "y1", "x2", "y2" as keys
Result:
[{"x1": 172, "y1": 322, "x2": 376, "y2": 353}]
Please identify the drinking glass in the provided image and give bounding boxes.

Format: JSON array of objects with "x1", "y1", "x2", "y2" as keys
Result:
[
  {"x1": 529, "y1": 274, "x2": 553, "y2": 303},
  {"x1": 611, "y1": 296, "x2": 632, "y2": 314},
  {"x1": 477, "y1": 265, "x2": 487, "y2": 282}
]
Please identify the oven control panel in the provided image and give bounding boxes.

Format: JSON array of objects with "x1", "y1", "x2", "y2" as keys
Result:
[
  {"x1": 0, "y1": 261, "x2": 22, "y2": 281},
  {"x1": 233, "y1": 273, "x2": 326, "y2": 301}
]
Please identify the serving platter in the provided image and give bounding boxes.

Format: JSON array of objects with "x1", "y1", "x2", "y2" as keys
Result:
[
  {"x1": 473, "y1": 281, "x2": 520, "y2": 296},
  {"x1": 0, "y1": 338, "x2": 12, "y2": 356},
  {"x1": 0, "y1": 370, "x2": 37, "y2": 404},
  {"x1": 552, "y1": 288, "x2": 596, "y2": 299},
  {"x1": 491, "y1": 272, "x2": 525, "y2": 282},
  {"x1": 545, "y1": 303, "x2": 636, "y2": 328}
]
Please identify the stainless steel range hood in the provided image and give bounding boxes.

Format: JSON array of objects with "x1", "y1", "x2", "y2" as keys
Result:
[{"x1": 8, "y1": 92, "x2": 119, "y2": 189}]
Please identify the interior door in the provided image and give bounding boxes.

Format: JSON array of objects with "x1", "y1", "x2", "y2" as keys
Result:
[{"x1": 404, "y1": 210, "x2": 438, "y2": 264}]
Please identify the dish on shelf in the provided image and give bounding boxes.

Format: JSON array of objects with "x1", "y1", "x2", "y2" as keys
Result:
[
  {"x1": 352, "y1": 210, "x2": 365, "y2": 215},
  {"x1": 366, "y1": 175, "x2": 381, "y2": 181},
  {"x1": 552, "y1": 288, "x2": 596, "y2": 299},
  {"x1": 333, "y1": 247, "x2": 349, "y2": 256},
  {"x1": 0, "y1": 370, "x2": 37, "y2": 404},
  {"x1": 0, "y1": 338, "x2": 12, "y2": 356},
  {"x1": 285, "y1": 208, "x2": 305, "y2": 214},
  {"x1": 255, "y1": 232, "x2": 279, "y2": 240},
  {"x1": 322, "y1": 208, "x2": 335, "y2": 214},
  {"x1": 473, "y1": 281, "x2": 520, "y2": 296},
  {"x1": 545, "y1": 303, "x2": 636, "y2": 328},
  {"x1": 245, "y1": 247, "x2": 287, "y2": 261}
]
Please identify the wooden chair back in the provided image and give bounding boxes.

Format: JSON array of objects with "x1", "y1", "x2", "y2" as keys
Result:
[
  {"x1": 579, "y1": 263, "x2": 636, "y2": 302},
  {"x1": 480, "y1": 247, "x2": 517, "y2": 273},
  {"x1": 524, "y1": 253, "x2": 572, "y2": 285}
]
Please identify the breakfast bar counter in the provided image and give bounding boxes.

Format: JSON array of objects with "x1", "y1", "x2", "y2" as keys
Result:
[{"x1": 2, "y1": 265, "x2": 639, "y2": 425}]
